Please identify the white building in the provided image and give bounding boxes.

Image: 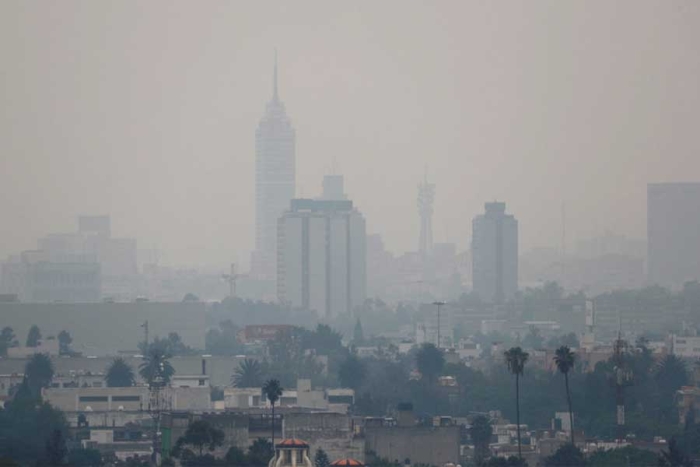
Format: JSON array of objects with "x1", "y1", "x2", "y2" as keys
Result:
[
  {"x1": 472, "y1": 202, "x2": 518, "y2": 303},
  {"x1": 277, "y1": 198, "x2": 366, "y2": 318},
  {"x1": 251, "y1": 54, "x2": 296, "y2": 280},
  {"x1": 671, "y1": 335, "x2": 700, "y2": 358}
]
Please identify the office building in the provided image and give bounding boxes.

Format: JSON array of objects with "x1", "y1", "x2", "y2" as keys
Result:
[
  {"x1": 251, "y1": 53, "x2": 296, "y2": 280},
  {"x1": 472, "y1": 202, "x2": 518, "y2": 303},
  {"x1": 277, "y1": 198, "x2": 366, "y2": 318},
  {"x1": 648, "y1": 182, "x2": 700, "y2": 287}
]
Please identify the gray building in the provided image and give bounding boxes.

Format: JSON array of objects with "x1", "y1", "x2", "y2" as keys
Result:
[
  {"x1": 277, "y1": 198, "x2": 366, "y2": 318},
  {"x1": 251, "y1": 54, "x2": 296, "y2": 280},
  {"x1": 648, "y1": 182, "x2": 700, "y2": 288},
  {"x1": 472, "y1": 202, "x2": 518, "y2": 303}
]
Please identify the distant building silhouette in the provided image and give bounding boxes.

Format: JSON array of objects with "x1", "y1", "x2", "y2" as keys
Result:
[
  {"x1": 417, "y1": 172, "x2": 435, "y2": 260},
  {"x1": 0, "y1": 215, "x2": 136, "y2": 302},
  {"x1": 277, "y1": 193, "x2": 366, "y2": 318},
  {"x1": 647, "y1": 182, "x2": 700, "y2": 287},
  {"x1": 472, "y1": 202, "x2": 518, "y2": 303},
  {"x1": 251, "y1": 52, "x2": 296, "y2": 280}
]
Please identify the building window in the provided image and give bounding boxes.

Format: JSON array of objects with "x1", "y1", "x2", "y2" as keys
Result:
[
  {"x1": 297, "y1": 450, "x2": 304, "y2": 463},
  {"x1": 112, "y1": 396, "x2": 140, "y2": 402},
  {"x1": 284, "y1": 450, "x2": 292, "y2": 464},
  {"x1": 199, "y1": 379, "x2": 205, "y2": 386},
  {"x1": 79, "y1": 396, "x2": 108, "y2": 402}
]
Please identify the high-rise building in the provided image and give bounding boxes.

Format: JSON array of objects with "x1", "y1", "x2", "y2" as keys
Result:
[
  {"x1": 417, "y1": 172, "x2": 435, "y2": 260},
  {"x1": 472, "y1": 202, "x2": 518, "y2": 303},
  {"x1": 277, "y1": 197, "x2": 366, "y2": 318},
  {"x1": 251, "y1": 53, "x2": 296, "y2": 279},
  {"x1": 647, "y1": 182, "x2": 700, "y2": 287}
]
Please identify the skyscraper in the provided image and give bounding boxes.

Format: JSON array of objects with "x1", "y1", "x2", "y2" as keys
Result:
[
  {"x1": 647, "y1": 182, "x2": 700, "y2": 287},
  {"x1": 251, "y1": 52, "x2": 296, "y2": 279},
  {"x1": 417, "y1": 172, "x2": 435, "y2": 260},
  {"x1": 472, "y1": 202, "x2": 518, "y2": 303},
  {"x1": 277, "y1": 192, "x2": 366, "y2": 318}
]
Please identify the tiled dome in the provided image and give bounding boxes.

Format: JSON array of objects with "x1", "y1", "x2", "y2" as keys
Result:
[
  {"x1": 276, "y1": 439, "x2": 310, "y2": 448},
  {"x1": 330, "y1": 459, "x2": 364, "y2": 467}
]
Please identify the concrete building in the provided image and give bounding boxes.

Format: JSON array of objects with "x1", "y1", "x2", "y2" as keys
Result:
[
  {"x1": 362, "y1": 409, "x2": 460, "y2": 466},
  {"x1": 0, "y1": 215, "x2": 137, "y2": 301},
  {"x1": 671, "y1": 335, "x2": 700, "y2": 359},
  {"x1": 251, "y1": 53, "x2": 296, "y2": 280},
  {"x1": 43, "y1": 385, "x2": 211, "y2": 426},
  {"x1": 472, "y1": 202, "x2": 518, "y2": 303},
  {"x1": 277, "y1": 199, "x2": 366, "y2": 317},
  {"x1": 161, "y1": 411, "x2": 363, "y2": 462},
  {"x1": 648, "y1": 183, "x2": 700, "y2": 288}
]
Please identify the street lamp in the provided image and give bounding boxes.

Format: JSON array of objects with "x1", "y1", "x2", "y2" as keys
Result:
[{"x1": 432, "y1": 301, "x2": 446, "y2": 348}]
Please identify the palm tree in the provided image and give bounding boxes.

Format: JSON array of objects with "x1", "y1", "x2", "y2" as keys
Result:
[
  {"x1": 105, "y1": 357, "x2": 136, "y2": 387},
  {"x1": 504, "y1": 346, "x2": 529, "y2": 460},
  {"x1": 139, "y1": 347, "x2": 174, "y2": 388},
  {"x1": 232, "y1": 359, "x2": 264, "y2": 387},
  {"x1": 554, "y1": 345, "x2": 576, "y2": 444},
  {"x1": 262, "y1": 379, "x2": 283, "y2": 448}
]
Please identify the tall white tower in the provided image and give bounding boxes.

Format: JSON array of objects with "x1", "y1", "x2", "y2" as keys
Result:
[
  {"x1": 251, "y1": 52, "x2": 296, "y2": 279},
  {"x1": 417, "y1": 170, "x2": 435, "y2": 260}
]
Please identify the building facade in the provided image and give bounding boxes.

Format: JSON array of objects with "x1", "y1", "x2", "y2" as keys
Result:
[
  {"x1": 648, "y1": 182, "x2": 700, "y2": 288},
  {"x1": 472, "y1": 202, "x2": 518, "y2": 303},
  {"x1": 251, "y1": 54, "x2": 296, "y2": 280},
  {"x1": 277, "y1": 199, "x2": 366, "y2": 317}
]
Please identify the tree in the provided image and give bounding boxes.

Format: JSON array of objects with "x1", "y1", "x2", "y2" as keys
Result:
[
  {"x1": 183, "y1": 293, "x2": 200, "y2": 302},
  {"x1": 225, "y1": 446, "x2": 247, "y2": 465},
  {"x1": 25, "y1": 353, "x2": 54, "y2": 395},
  {"x1": 658, "y1": 437, "x2": 693, "y2": 467},
  {"x1": 139, "y1": 346, "x2": 175, "y2": 387},
  {"x1": 26, "y1": 325, "x2": 41, "y2": 347},
  {"x1": 0, "y1": 327, "x2": 17, "y2": 357},
  {"x1": 105, "y1": 357, "x2": 136, "y2": 387},
  {"x1": 262, "y1": 379, "x2": 283, "y2": 447},
  {"x1": 554, "y1": 345, "x2": 576, "y2": 444},
  {"x1": 247, "y1": 438, "x2": 273, "y2": 467},
  {"x1": 314, "y1": 449, "x2": 330, "y2": 467},
  {"x1": 232, "y1": 359, "x2": 264, "y2": 388},
  {"x1": 588, "y1": 446, "x2": 657, "y2": 467},
  {"x1": 522, "y1": 326, "x2": 543, "y2": 350},
  {"x1": 67, "y1": 448, "x2": 102, "y2": 467},
  {"x1": 353, "y1": 319, "x2": 365, "y2": 344},
  {"x1": 504, "y1": 347, "x2": 529, "y2": 460},
  {"x1": 415, "y1": 343, "x2": 444, "y2": 383},
  {"x1": 470, "y1": 415, "x2": 493, "y2": 465},
  {"x1": 338, "y1": 354, "x2": 366, "y2": 391},
  {"x1": 177, "y1": 420, "x2": 224, "y2": 457},
  {"x1": 45, "y1": 428, "x2": 67, "y2": 466},
  {"x1": 57, "y1": 330, "x2": 73, "y2": 356},
  {"x1": 543, "y1": 444, "x2": 585, "y2": 467}
]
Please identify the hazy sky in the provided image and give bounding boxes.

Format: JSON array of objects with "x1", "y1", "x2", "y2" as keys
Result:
[{"x1": 1, "y1": 1, "x2": 699, "y2": 270}]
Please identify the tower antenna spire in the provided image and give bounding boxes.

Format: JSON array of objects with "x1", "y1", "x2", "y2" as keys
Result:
[{"x1": 273, "y1": 48, "x2": 279, "y2": 101}]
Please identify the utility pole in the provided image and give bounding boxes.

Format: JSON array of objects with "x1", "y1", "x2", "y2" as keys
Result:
[
  {"x1": 432, "y1": 301, "x2": 446, "y2": 348},
  {"x1": 141, "y1": 320, "x2": 149, "y2": 353},
  {"x1": 222, "y1": 263, "x2": 239, "y2": 298},
  {"x1": 612, "y1": 319, "x2": 630, "y2": 443}
]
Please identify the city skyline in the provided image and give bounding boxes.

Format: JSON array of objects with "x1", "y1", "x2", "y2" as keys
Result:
[{"x1": 0, "y1": 1, "x2": 699, "y2": 269}]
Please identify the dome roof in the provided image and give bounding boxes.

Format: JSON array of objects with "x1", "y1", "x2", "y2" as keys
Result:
[
  {"x1": 330, "y1": 459, "x2": 364, "y2": 467},
  {"x1": 276, "y1": 438, "x2": 309, "y2": 448}
]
